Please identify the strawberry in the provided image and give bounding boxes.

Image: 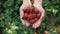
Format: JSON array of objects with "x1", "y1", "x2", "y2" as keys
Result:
[
  {"x1": 24, "y1": 13, "x2": 28, "y2": 18},
  {"x1": 30, "y1": 8, "x2": 33, "y2": 12},
  {"x1": 30, "y1": 19, "x2": 35, "y2": 24},
  {"x1": 32, "y1": 14, "x2": 37, "y2": 18},
  {"x1": 33, "y1": 8, "x2": 38, "y2": 13},
  {"x1": 37, "y1": 13, "x2": 41, "y2": 19},
  {"x1": 27, "y1": 14, "x2": 32, "y2": 20},
  {"x1": 24, "y1": 7, "x2": 31, "y2": 13}
]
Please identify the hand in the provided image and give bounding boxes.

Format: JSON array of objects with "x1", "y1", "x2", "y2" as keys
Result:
[
  {"x1": 20, "y1": 0, "x2": 32, "y2": 27},
  {"x1": 32, "y1": 0, "x2": 45, "y2": 28}
]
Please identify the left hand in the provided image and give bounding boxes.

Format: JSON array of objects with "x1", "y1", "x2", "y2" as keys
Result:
[
  {"x1": 32, "y1": 0, "x2": 45, "y2": 28},
  {"x1": 20, "y1": 0, "x2": 32, "y2": 27}
]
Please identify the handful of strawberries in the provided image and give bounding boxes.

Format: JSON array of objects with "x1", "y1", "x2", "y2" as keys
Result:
[{"x1": 22, "y1": 7, "x2": 41, "y2": 25}]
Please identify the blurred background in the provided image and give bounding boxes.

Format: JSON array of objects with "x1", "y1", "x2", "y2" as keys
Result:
[{"x1": 0, "y1": 0, "x2": 60, "y2": 34}]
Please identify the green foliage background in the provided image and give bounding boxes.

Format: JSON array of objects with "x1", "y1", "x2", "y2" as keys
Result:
[{"x1": 0, "y1": 0, "x2": 60, "y2": 34}]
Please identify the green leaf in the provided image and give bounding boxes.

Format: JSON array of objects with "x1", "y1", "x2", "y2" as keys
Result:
[
  {"x1": 0, "y1": 20, "x2": 4, "y2": 27},
  {"x1": 4, "y1": 0, "x2": 14, "y2": 7},
  {"x1": 16, "y1": 0, "x2": 22, "y2": 5}
]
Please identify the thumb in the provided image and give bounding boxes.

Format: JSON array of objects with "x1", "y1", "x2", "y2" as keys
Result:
[
  {"x1": 20, "y1": 7, "x2": 25, "y2": 25},
  {"x1": 20, "y1": 7, "x2": 24, "y2": 19}
]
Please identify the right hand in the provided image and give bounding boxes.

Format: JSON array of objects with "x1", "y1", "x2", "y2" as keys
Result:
[
  {"x1": 19, "y1": 0, "x2": 32, "y2": 27},
  {"x1": 32, "y1": 0, "x2": 45, "y2": 28}
]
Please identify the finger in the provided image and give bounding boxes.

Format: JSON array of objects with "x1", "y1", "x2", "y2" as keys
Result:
[
  {"x1": 33, "y1": 23, "x2": 39, "y2": 29},
  {"x1": 21, "y1": 20, "x2": 30, "y2": 27},
  {"x1": 40, "y1": 10, "x2": 45, "y2": 20},
  {"x1": 32, "y1": 18, "x2": 42, "y2": 28},
  {"x1": 19, "y1": 7, "x2": 24, "y2": 18},
  {"x1": 38, "y1": 6, "x2": 45, "y2": 20},
  {"x1": 25, "y1": 21, "x2": 30, "y2": 27},
  {"x1": 20, "y1": 19, "x2": 26, "y2": 26}
]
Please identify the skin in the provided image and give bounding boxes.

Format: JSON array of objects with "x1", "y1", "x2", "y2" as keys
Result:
[
  {"x1": 20, "y1": 0, "x2": 45, "y2": 28},
  {"x1": 32, "y1": 0, "x2": 45, "y2": 28},
  {"x1": 20, "y1": 0, "x2": 32, "y2": 27}
]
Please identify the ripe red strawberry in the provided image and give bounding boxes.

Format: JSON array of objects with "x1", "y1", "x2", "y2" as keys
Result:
[
  {"x1": 30, "y1": 19, "x2": 35, "y2": 24},
  {"x1": 32, "y1": 14, "x2": 37, "y2": 18},
  {"x1": 24, "y1": 7, "x2": 31, "y2": 13},
  {"x1": 30, "y1": 8, "x2": 33, "y2": 12},
  {"x1": 24, "y1": 13, "x2": 28, "y2": 18},
  {"x1": 33, "y1": 8, "x2": 38, "y2": 13},
  {"x1": 27, "y1": 14, "x2": 32, "y2": 20},
  {"x1": 37, "y1": 13, "x2": 41, "y2": 19}
]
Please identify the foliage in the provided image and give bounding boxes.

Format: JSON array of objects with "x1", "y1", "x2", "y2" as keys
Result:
[{"x1": 0, "y1": 0, "x2": 60, "y2": 34}]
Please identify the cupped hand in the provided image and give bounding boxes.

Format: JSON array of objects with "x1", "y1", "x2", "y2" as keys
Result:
[
  {"x1": 19, "y1": 0, "x2": 32, "y2": 27},
  {"x1": 32, "y1": 0, "x2": 45, "y2": 28}
]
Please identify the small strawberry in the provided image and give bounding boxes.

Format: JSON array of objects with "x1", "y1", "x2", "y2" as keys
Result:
[
  {"x1": 37, "y1": 13, "x2": 41, "y2": 19},
  {"x1": 24, "y1": 7, "x2": 31, "y2": 13},
  {"x1": 27, "y1": 14, "x2": 32, "y2": 20},
  {"x1": 30, "y1": 8, "x2": 33, "y2": 12},
  {"x1": 32, "y1": 14, "x2": 37, "y2": 18},
  {"x1": 30, "y1": 19, "x2": 35, "y2": 24},
  {"x1": 33, "y1": 8, "x2": 38, "y2": 13},
  {"x1": 24, "y1": 13, "x2": 28, "y2": 18}
]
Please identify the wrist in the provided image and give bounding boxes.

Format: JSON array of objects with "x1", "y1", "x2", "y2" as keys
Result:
[
  {"x1": 34, "y1": 0, "x2": 42, "y2": 4},
  {"x1": 23, "y1": 0, "x2": 31, "y2": 3}
]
